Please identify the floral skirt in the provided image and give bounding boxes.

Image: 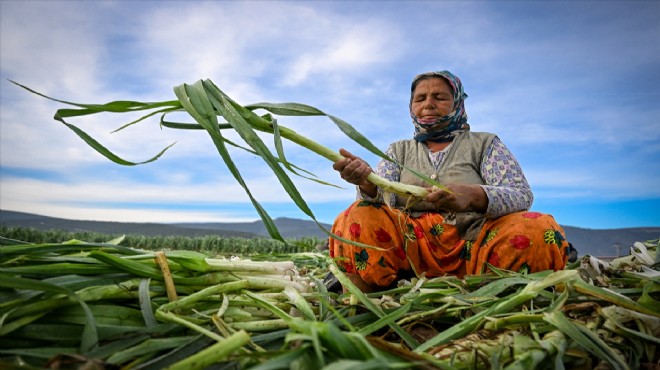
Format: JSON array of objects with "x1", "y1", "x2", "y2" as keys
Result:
[{"x1": 329, "y1": 200, "x2": 570, "y2": 288}]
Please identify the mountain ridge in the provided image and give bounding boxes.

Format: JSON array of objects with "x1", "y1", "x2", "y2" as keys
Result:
[
  {"x1": 0, "y1": 210, "x2": 330, "y2": 239},
  {"x1": 1, "y1": 209, "x2": 658, "y2": 257}
]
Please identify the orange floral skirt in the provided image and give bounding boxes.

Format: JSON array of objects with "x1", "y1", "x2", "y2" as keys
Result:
[{"x1": 329, "y1": 200, "x2": 569, "y2": 288}]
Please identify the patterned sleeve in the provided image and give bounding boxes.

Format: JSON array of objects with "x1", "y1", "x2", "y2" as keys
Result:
[
  {"x1": 356, "y1": 145, "x2": 400, "y2": 203},
  {"x1": 480, "y1": 137, "x2": 534, "y2": 218}
]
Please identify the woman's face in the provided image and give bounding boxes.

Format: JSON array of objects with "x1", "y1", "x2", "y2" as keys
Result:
[{"x1": 411, "y1": 77, "x2": 454, "y2": 123}]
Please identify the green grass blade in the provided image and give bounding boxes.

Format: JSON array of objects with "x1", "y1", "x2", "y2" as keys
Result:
[
  {"x1": 11, "y1": 80, "x2": 180, "y2": 113},
  {"x1": 573, "y1": 279, "x2": 660, "y2": 317},
  {"x1": 270, "y1": 117, "x2": 331, "y2": 186},
  {"x1": 0, "y1": 240, "x2": 142, "y2": 256},
  {"x1": 131, "y1": 334, "x2": 214, "y2": 370},
  {"x1": 357, "y1": 302, "x2": 412, "y2": 336},
  {"x1": 160, "y1": 116, "x2": 339, "y2": 187},
  {"x1": 54, "y1": 115, "x2": 176, "y2": 166},
  {"x1": 166, "y1": 330, "x2": 250, "y2": 370},
  {"x1": 283, "y1": 286, "x2": 316, "y2": 321},
  {"x1": 544, "y1": 310, "x2": 629, "y2": 370},
  {"x1": 158, "y1": 280, "x2": 249, "y2": 312},
  {"x1": 247, "y1": 346, "x2": 311, "y2": 370},
  {"x1": 246, "y1": 101, "x2": 391, "y2": 163},
  {"x1": 247, "y1": 102, "x2": 449, "y2": 192},
  {"x1": 0, "y1": 312, "x2": 49, "y2": 336},
  {"x1": 328, "y1": 264, "x2": 420, "y2": 349},
  {"x1": 111, "y1": 107, "x2": 181, "y2": 133},
  {"x1": 10, "y1": 81, "x2": 178, "y2": 166},
  {"x1": 173, "y1": 82, "x2": 284, "y2": 241},
  {"x1": 203, "y1": 81, "x2": 390, "y2": 248},
  {"x1": 106, "y1": 336, "x2": 195, "y2": 365},
  {"x1": 139, "y1": 278, "x2": 158, "y2": 328},
  {"x1": 414, "y1": 270, "x2": 580, "y2": 353},
  {"x1": 242, "y1": 290, "x2": 295, "y2": 325},
  {"x1": 0, "y1": 272, "x2": 81, "y2": 293},
  {"x1": 245, "y1": 102, "x2": 325, "y2": 116},
  {"x1": 203, "y1": 80, "x2": 321, "y2": 226},
  {"x1": 88, "y1": 250, "x2": 166, "y2": 279},
  {"x1": 600, "y1": 305, "x2": 660, "y2": 345},
  {"x1": 0, "y1": 274, "x2": 99, "y2": 353},
  {"x1": 155, "y1": 310, "x2": 224, "y2": 342},
  {"x1": 0, "y1": 347, "x2": 79, "y2": 361},
  {"x1": 0, "y1": 263, "x2": 117, "y2": 276}
]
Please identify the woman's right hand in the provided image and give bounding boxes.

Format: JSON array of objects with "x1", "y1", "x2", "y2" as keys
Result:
[{"x1": 333, "y1": 148, "x2": 377, "y2": 196}]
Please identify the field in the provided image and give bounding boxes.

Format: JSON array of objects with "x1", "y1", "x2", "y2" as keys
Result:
[
  {"x1": 0, "y1": 226, "x2": 322, "y2": 256},
  {"x1": 1, "y1": 227, "x2": 658, "y2": 370}
]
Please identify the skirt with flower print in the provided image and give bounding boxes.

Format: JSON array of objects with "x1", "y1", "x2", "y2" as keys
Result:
[{"x1": 329, "y1": 200, "x2": 569, "y2": 288}]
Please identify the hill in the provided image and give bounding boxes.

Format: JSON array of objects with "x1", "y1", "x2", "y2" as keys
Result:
[
  {"x1": 561, "y1": 225, "x2": 658, "y2": 258},
  {"x1": 173, "y1": 217, "x2": 332, "y2": 239},
  {"x1": 0, "y1": 210, "x2": 258, "y2": 239},
  {"x1": 1, "y1": 209, "x2": 657, "y2": 257}
]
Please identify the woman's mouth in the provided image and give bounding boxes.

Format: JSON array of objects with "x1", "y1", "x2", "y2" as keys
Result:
[{"x1": 418, "y1": 116, "x2": 439, "y2": 124}]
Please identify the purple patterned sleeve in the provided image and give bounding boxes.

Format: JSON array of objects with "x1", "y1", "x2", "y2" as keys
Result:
[{"x1": 480, "y1": 137, "x2": 533, "y2": 218}]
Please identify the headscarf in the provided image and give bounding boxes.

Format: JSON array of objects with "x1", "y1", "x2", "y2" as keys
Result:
[{"x1": 410, "y1": 70, "x2": 470, "y2": 143}]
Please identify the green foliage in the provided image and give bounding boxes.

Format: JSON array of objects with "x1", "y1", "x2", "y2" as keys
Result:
[
  {"x1": 12, "y1": 79, "x2": 441, "y2": 244},
  {"x1": 0, "y1": 226, "x2": 322, "y2": 257},
  {"x1": 0, "y1": 234, "x2": 658, "y2": 369}
]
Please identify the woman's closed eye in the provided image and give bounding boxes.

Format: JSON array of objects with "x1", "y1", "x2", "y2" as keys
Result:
[
  {"x1": 432, "y1": 93, "x2": 451, "y2": 101},
  {"x1": 414, "y1": 93, "x2": 451, "y2": 102}
]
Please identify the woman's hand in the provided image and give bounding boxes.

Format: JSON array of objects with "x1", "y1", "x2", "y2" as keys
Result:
[
  {"x1": 333, "y1": 148, "x2": 377, "y2": 197},
  {"x1": 425, "y1": 183, "x2": 488, "y2": 213}
]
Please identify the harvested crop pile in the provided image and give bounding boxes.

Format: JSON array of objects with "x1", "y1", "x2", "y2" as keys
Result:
[{"x1": 1, "y1": 236, "x2": 658, "y2": 369}]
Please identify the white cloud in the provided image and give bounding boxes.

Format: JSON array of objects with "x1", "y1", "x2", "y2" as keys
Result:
[
  {"x1": 282, "y1": 22, "x2": 402, "y2": 86},
  {"x1": 1, "y1": 161, "x2": 351, "y2": 206},
  {"x1": 0, "y1": 165, "x2": 353, "y2": 223},
  {"x1": 527, "y1": 166, "x2": 660, "y2": 200},
  {"x1": 0, "y1": 2, "x2": 110, "y2": 97}
]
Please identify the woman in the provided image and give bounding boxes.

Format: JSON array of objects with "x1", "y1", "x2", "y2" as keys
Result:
[{"x1": 330, "y1": 70, "x2": 569, "y2": 292}]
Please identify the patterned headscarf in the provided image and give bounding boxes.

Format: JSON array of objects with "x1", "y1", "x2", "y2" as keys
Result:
[{"x1": 410, "y1": 70, "x2": 470, "y2": 143}]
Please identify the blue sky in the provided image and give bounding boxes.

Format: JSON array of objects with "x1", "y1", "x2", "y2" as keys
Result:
[{"x1": 1, "y1": 0, "x2": 658, "y2": 230}]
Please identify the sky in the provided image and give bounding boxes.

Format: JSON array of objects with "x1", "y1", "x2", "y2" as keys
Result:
[{"x1": 1, "y1": 0, "x2": 659, "y2": 230}]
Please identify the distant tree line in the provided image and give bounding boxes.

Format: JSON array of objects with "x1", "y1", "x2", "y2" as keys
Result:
[{"x1": 0, "y1": 226, "x2": 324, "y2": 256}]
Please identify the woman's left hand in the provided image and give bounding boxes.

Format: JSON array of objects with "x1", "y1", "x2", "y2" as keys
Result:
[{"x1": 425, "y1": 183, "x2": 488, "y2": 213}]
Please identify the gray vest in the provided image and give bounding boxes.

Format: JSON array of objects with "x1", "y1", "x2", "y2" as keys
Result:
[{"x1": 390, "y1": 131, "x2": 496, "y2": 240}]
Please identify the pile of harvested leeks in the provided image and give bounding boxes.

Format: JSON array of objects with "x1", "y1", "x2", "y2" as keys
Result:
[{"x1": 1, "y1": 236, "x2": 658, "y2": 369}]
